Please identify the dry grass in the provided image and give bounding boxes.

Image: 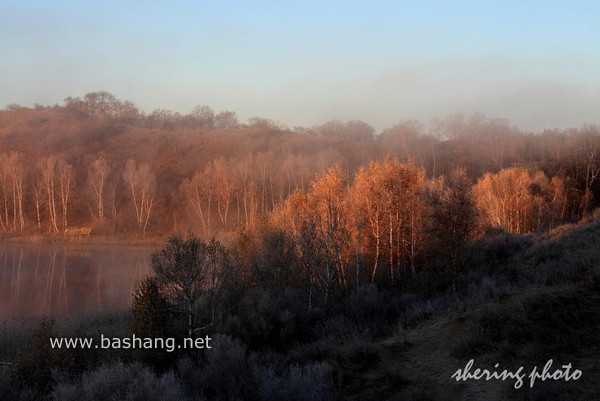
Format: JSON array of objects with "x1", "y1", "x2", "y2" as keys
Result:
[{"x1": 372, "y1": 219, "x2": 600, "y2": 400}]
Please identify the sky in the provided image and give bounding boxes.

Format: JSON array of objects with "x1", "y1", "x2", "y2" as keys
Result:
[{"x1": 1, "y1": 0, "x2": 599, "y2": 132}]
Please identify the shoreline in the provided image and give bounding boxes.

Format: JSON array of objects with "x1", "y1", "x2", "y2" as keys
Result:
[{"x1": 0, "y1": 232, "x2": 166, "y2": 248}]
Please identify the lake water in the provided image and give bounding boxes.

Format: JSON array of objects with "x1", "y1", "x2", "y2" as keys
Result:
[{"x1": 0, "y1": 242, "x2": 155, "y2": 321}]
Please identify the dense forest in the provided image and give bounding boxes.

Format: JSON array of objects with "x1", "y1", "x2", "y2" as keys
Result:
[{"x1": 0, "y1": 91, "x2": 598, "y2": 242}]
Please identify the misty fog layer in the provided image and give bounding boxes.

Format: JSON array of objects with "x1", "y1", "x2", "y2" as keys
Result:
[{"x1": 0, "y1": 94, "x2": 598, "y2": 242}]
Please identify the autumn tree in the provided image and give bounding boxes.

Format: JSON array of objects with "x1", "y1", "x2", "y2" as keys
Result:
[
  {"x1": 352, "y1": 156, "x2": 426, "y2": 282},
  {"x1": 473, "y1": 167, "x2": 567, "y2": 234},
  {"x1": 272, "y1": 188, "x2": 324, "y2": 308},
  {"x1": 269, "y1": 165, "x2": 352, "y2": 303},
  {"x1": 353, "y1": 163, "x2": 385, "y2": 282},
  {"x1": 306, "y1": 164, "x2": 351, "y2": 300}
]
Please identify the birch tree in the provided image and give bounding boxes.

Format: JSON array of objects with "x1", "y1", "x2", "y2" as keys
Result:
[
  {"x1": 57, "y1": 160, "x2": 73, "y2": 231},
  {"x1": 123, "y1": 159, "x2": 157, "y2": 238},
  {"x1": 39, "y1": 156, "x2": 59, "y2": 233},
  {"x1": 8, "y1": 153, "x2": 26, "y2": 231},
  {"x1": 88, "y1": 157, "x2": 110, "y2": 219}
]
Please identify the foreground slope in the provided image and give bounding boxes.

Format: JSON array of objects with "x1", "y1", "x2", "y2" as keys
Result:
[{"x1": 360, "y1": 219, "x2": 600, "y2": 400}]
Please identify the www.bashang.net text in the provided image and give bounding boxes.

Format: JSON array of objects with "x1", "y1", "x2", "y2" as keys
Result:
[{"x1": 49, "y1": 334, "x2": 211, "y2": 353}]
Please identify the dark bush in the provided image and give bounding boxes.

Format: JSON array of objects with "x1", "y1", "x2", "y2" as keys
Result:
[
  {"x1": 9, "y1": 317, "x2": 56, "y2": 396},
  {"x1": 178, "y1": 334, "x2": 257, "y2": 401},
  {"x1": 257, "y1": 361, "x2": 335, "y2": 401},
  {"x1": 52, "y1": 361, "x2": 184, "y2": 401}
]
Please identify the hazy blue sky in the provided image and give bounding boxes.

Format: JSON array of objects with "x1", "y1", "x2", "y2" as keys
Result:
[{"x1": 1, "y1": 1, "x2": 598, "y2": 132}]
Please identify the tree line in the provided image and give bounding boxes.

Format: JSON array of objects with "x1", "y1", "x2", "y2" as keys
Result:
[
  {"x1": 131, "y1": 158, "x2": 583, "y2": 349},
  {"x1": 0, "y1": 92, "x2": 598, "y2": 240}
]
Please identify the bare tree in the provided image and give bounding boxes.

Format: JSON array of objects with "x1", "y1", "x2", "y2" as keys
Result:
[
  {"x1": 425, "y1": 168, "x2": 479, "y2": 290},
  {"x1": 191, "y1": 105, "x2": 215, "y2": 129},
  {"x1": 8, "y1": 153, "x2": 26, "y2": 231},
  {"x1": 57, "y1": 160, "x2": 73, "y2": 232},
  {"x1": 32, "y1": 176, "x2": 44, "y2": 230},
  {"x1": 213, "y1": 158, "x2": 234, "y2": 225},
  {"x1": 181, "y1": 167, "x2": 216, "y2": 236},
  {"x1": 39, "y1": 156, "x2": 59, "y2": 233},
  {"x1": 152, "y1": 234, "x2": 224, "y2": 336},
  {"x1": 123, "y1": 159, "x2": 157, "y2": 238},
  {"x1": 88, "y1": 157, "x2": 110, "y2": 219},
  {"x1": 107, "y1": 181, "x2": 121, "y2": 235},
  {"x1": 214, "y1": 110, "x2": 239, "y2": 129},
  {"x1": 83, "y1": 91, "x2": 117, "y2": 119},
  {"x1": 0, "y1": 154, "x2": 9, "y2": 230}
]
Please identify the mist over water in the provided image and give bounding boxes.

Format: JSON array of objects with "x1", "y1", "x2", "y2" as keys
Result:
[{"x1": 0, "y1": 243, "x2": 154, "y2": 321}]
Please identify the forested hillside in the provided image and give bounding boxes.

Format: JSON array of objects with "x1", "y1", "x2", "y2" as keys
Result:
[
  {"x1": 3, "y1": 186, "x2": 599, "y2": 401},
  {"x1": 0, "y1": 92, "x2": 598, "y2": 241},
  {"x1": 2, "y1": 92, "x2": 600, "y2": 400}
]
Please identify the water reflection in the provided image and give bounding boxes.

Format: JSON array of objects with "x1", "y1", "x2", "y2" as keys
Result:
[{"x1": 0, "y1": 243, "x2": 154, "y2": 321}]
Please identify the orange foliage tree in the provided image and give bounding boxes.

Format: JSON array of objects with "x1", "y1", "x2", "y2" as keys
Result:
[
  {"x1": 473, "y1": 167, "x2": 567, "y2": 234},
  {"x1": 352, "y1": 156, "x2": 426, "y2": 282},
  {"x1": 270, "y1": 164, "x2": 352, "y2": 303}
]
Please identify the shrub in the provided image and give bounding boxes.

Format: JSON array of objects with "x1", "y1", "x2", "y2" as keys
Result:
[
  {"x1": 0, "y1": 321, "x2": 32, "y2": 363},
  {"x1": 226, "y1": 287, "x2": 313, "y2": 351},
  {"x1": 342, "y1": 284, "x2": 388, "y2": 328},
  {"x1": 131, "y1": 276, "x2": 169, "y2": 338},
  {"x1": 452, "y1": 289, "x2": 600, "y2": 364},
  {"x1": 52, "y1": 361, "x2": 185, "y2": 401},
  {"x1": 178, "y1": 334, "x2": 256, "y2": 400},
  {"x1": 257, "y1": 362, "x2": 335, "y2": 401},
  {"x1": 9, "y1": 317, "x2": 56, "y2": 395},
  {"x1": 0, "y1": 369, "x2": 20, "y2": 401}
]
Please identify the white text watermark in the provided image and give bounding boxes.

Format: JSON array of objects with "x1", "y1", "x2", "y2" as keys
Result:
[
  {"x1": 452, "y1": 359, "x2": 582, "y2": 389},
  {"x1": 49, "y1": 334, "x2": 212, "y2": 353}
]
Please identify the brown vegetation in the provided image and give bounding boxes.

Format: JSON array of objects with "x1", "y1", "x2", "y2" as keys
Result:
[{"x1": 0, "y1": 94, "x2": 598, "y2": 245}]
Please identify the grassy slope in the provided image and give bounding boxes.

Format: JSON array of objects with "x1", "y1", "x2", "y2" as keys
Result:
[{"x1": 359, "y1": 219, "x2": 600, "y2": 401}]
